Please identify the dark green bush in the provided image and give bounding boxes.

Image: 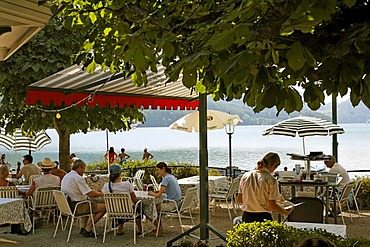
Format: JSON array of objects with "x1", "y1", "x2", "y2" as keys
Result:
[
  {"x1": 356, "y1": 176, "x2": 370, "y2": 209},
  {"x1": 227, "y1": 221, "x2": 370, "y2": 247},
  {"x1": 86, "y1": 159, "x2": 224, "y2": 185}
]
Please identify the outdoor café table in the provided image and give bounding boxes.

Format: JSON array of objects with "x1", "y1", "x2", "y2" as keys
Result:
[
  {"x1": 285, "y1": 222, "x2": 346, "y2": 237},
  {"x1": 0, "y1": 198, "x2": 32, "y2": 232},
  {"x1": 177, "y1": 175, "x2": 228, "y2": 196},
  {"x1": 134, "y1": 191, "x2": 164, "y2": 221},
  {"x1": 16, "y1": 185, "x2": 30, "y2": 194},
  {"x1": 84, "y1": 174, "x2": 109, "y2": 191},
  {"x1": 278, "y1": 180, "x2": 338, "y2": 224}
]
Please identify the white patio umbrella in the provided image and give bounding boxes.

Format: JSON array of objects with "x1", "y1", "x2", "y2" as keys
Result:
[
  {"x1": 0, "y1": 129, "x2": 51, "y2": 154},
  {"x1": 262, "y1": 116, "x2": 345, "y2": 154},
  {"x1": 170, "y1": 110, "x2": 242, "y2": 178},
  {"x1": 169, "y1": 110, "x2": 242, "y2": 132}
]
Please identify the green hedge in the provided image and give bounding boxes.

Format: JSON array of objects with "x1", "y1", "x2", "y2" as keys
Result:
[
  {"x1": 85, "y1": 159, "x2": 223, "y2": 185},
  {"x1": 227, "y1": 221, "x2": 370, "y2": 247},
  {"x1": 356, "y1": 176, "x2": 370, "y2": 209}
]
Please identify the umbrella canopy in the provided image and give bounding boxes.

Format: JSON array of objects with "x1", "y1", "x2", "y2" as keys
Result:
[
  {"x1": 262, "y1": 116, "x2": 345, "y2": 154},
  {"x1": 0, "y1": 129, "x2": 51, "y2": 153},
  {"x1": 263, "y1": 116, "x2": 345, "y2": 137},
  {"x1": 169, "y1": 110, "x2": 242, "y2": 132}
]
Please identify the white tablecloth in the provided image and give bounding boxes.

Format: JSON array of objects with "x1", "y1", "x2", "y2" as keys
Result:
[
  {"x1": 0, "y1": 198, "x2": 32, "y2": 232},
  {"x1": 178, "y1": 175, "x2": 228, "y2": 195},
  {"x1": 134, "y1": 191, "x2": 163, "y2": 221},
  {"x1": 286, "y1": 222, "x2": 347, "y2": 237},
  {"x1": 84, "y1": 175, "x2": 109, "y2": 191}
]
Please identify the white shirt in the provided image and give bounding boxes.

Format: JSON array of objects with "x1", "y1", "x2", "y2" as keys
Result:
[
  {"x1": 34, "y1": 174, "x2": 60, "y2": 189},
  {"x1": 238, "y1": 168, "x2": 280, "y2": 213},
  {"x1": 61, "y1": 170, "x2": 92, "y2": 202},
  {"x1": 102, "y1": 181, "x2": 133, "y2": 194},
  {"x1": 329, "y1": 163, "x2": 350, "y2": 189}
]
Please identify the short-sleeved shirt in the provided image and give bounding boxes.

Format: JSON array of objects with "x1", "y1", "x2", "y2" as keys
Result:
[
  {"x1": 61, "y1": 170, "x2": 92, "y2": 202},
  {"x1": 329, "y1": 163, "x2": 350, "y2": 189},
  {"x1": 34, "y1": 174, "x2": 60, "y2": 189},
  {"x1": 102, "y1": 181, "x2": 133, "y2": 194},
  {"x1": 238, "y1": 168, "x2": 280, "y2": 213},
  {"x1": 22, "y1": 164, "x2": 42, "y2": 184},
  {"x1": 161, "y1": 174, "x2": 181, "y2": 202}
]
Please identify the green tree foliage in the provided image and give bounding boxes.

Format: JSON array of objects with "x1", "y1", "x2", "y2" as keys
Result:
[
  {"x1": 0, "y1": 19, "x2": 144, "y2": 170},
  {"x1": 54, "y1": 0, "x2": 370, "y2": 115}
]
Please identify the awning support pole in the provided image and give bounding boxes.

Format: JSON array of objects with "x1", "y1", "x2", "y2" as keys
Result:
[{"x1": 166, "y1": 93, "x2": 226, "y2": 246}]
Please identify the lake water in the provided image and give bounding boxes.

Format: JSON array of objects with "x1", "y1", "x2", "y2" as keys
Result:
[{"x1": 1, "y1": 124, "x2": 369, "y2": 176}]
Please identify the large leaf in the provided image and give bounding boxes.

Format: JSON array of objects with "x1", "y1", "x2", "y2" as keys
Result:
[{"x1": 287, "y1": 42, "x2": 306, "y2": 71}]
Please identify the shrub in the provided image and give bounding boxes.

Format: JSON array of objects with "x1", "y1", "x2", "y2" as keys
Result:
[
  {"x1": 85, "y1": 160, "x2": 223, "y2": 185},
  {"x1": 226, "y1": 221, "x2": 370, "y2": 247},
  {"x1": 356, "y1": 176, "x2": 370, "y2": 209}
]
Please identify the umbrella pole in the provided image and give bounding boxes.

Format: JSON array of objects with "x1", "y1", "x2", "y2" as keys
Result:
[
  {"x1": 106, "y1": 129, "x2": 110, "y2": 175},
  {"x1": 302, "y1": 137, "x2": 306, "y2": 155},
  {"x1": 332, "y1": 94, "x2": 339, "y2": 162}
]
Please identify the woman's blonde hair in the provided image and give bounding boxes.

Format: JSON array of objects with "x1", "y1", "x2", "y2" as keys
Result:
[
  {"x1": 0, "y1": 165, "x2": 10, "y2": 179},
  {"x1": 256, "y1": 152, "x2": 280, "y2": 169}
]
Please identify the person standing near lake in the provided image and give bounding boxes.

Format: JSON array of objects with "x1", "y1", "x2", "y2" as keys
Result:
[
  {"x1": 237, "y1": 152, "x2": 292, "y2": 223},
  {"x1": 104, "y1": 147, "x2": 118, "y2": 164},
  {"x1": 142, "y1": 148, "x2": 153, "y2": 160},
  {"x1": 118, "y1": 148, "x2": 130, "y2": 165}
]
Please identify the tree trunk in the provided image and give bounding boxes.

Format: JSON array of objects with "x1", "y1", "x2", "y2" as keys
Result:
[{"x1": 53, "y1": 118, "x2": 71, "y2": 172}]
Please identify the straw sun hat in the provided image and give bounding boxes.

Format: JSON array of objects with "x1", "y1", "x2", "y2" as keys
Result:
[{"x1": 40, "y1": 158, "x2": 56, "y2": 169}]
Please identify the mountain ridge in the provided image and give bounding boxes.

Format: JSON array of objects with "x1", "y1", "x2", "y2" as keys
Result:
[{"x1": 141, "y1": 98, "x2": 370, "y2": 127}]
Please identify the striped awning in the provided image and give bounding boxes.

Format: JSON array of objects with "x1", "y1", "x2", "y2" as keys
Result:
[
  {"x1": 262, "y1": 116, "x2": 345, "y2": 137},
  {"x1": 0, "y1": 129, "x2": 51, "y2": 152},
  {"x1": 0, "y1": 0, "x2": 55, "y2": 61},
  {"x1": 26, "y1": 64, "x2": 199, "y2": 110}
]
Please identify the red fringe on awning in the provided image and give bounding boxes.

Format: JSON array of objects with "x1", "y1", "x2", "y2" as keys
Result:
[{"x1": 26, "y1": 90, "x2": 199, "y2": 110}]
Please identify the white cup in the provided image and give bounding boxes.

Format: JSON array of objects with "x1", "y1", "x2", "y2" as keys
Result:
[{"x1": 313, "y1": 174, "x2": 320, "y2": 181}]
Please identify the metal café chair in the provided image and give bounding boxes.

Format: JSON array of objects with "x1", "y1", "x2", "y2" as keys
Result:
[
  {"x1": 0, "y1": 186, "x2": 18, "y2": 198},
  {"x1": 149, "y1": 175, "x2": 160, "y2": 191},
  {"x1": 29, "y1": 186, "x2": 60, "y2": 234},
  {"x1": 209, "y1": 176, "x2": 240, "y2": 220},
  {"x1": 103, "y1": 193, "x2": 142, "y2": 244},
  {"x1": 329, "y1": 180, "x2": 355, "y2": 225},
  {"x1": 52, "y1": 190, "x2": 97, "y2": 243},
  {"x1": 156, "y1": 187, "x2": 198, "y2": 237},
  {"x1": 122, "y1": 170, "x2": 145, "y2": 191},
  {"x1": 352, "y1": 178, "x2": 363, "y2": 216}
]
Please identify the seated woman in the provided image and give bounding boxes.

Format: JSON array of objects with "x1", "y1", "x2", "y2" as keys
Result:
[
  {"x1": 0, "y1": 164, "x2": 15, "y2": 186},
  {"x1": 102, "y1": 164, "x2": 142, "y2": 235},
  {"x1": 148, "y1": 162, "x2": 181, "y2": 235},
  {"x1": 0, "y1": 164, "x2": 26, "y2": 197}
]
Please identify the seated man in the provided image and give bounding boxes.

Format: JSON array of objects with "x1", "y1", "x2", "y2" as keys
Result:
[
  {"x1": 25, "y1": 157, "x2": 61, "y2": 225},
  {"x1": 25, "y1": 157, "x2": 61, "y2": 197},
  {"x1": 61, "y1": 159, "x2": 106, "y2": 237},
  {"x1": 16, "y1": 154, "x2": 42, "y2": 184},
  {"x1": 324, "y1": 155, "x2": 350, "y2": 190},
  {"x1": 323, "y1": 155, "x2": 350, "y2": 216}
]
